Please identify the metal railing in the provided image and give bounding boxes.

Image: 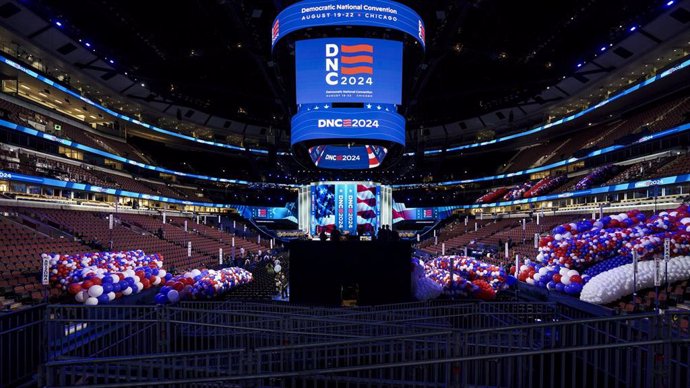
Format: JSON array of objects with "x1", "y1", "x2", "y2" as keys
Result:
[
  {"x1": 0, "y1": 304, "x2": 45, "y2": 387},
  {"x1": 39, "y1": 301, "x2": 690, "y2": 388}
]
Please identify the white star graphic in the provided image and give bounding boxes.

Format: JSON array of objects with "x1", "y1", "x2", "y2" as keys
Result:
[
  {"x1": 366, "y1": 104, "x2": 372, "y2": 109},
  {"x1": 314, "y1": 106, "x2": 319, "y2": 110},
  {"x1": 323, "y1": 105, "x2": 329, "y2": 109},
  {"x1": 376, "y1": 105, "x2": 382, "y2": 110}
]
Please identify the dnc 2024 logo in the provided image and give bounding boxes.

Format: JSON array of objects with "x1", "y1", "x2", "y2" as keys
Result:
[
  {"x1": 324, "y1": 154, "x2": 361, "y2": 162},
  {"x1": 325, "y1": 43, "x2": 374, "y2": 86}
]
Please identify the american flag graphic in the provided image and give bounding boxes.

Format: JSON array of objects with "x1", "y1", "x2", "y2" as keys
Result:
[
  {"x1": 257, "y1": 208, "x2": 267, "y2": 218},
  {"x1": 366, "y1": 145, "x2": 381, "y2": 168},
  {"x1": 356, "y1": 184, "x2": 377, "y2": 235},
  {"x1": 340, "y1": 44, "x2": 374, "y2": 75},
  {"x1": 271, "y1": 19, "x2": 280, "y2": 44},
  {"x1": 418, "y1": 20, "x2": 425, "y2": 44}
]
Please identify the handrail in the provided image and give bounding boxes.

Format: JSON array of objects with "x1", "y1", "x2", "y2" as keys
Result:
[{"x1": 43, "y1": 338, "x2": 690, "y2": 388}]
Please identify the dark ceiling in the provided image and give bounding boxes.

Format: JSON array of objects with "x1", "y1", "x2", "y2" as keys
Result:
[{"x1": 26, "y1": 0, "x2": 664, "y2": 128}]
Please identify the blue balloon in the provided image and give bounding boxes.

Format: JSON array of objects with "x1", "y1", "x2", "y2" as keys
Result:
[
  {"x1": 97, "y1": 294, "x2": 110, "y2": 304},
  {"x1": 547, "y1": 281, "x2": 556, "y2": 290},
  {"x1": 506, "y1": 276, "x2": 517, "y2": 286},
  {"x1": 160, "y1": 286, "x2": 172, "y2": 295},
  {"x1": 555, "y1": 283, "x2": 565, "y2": 292},
  {"x1": 102, "y1": 276, "x2": 113, "y2": 283},
  {"x1": 154, "y1": 294, "x2": 168, "y2": 304},
  {"x1": 102, "y1": 283, "x2": 114, "y2": 293},
  {"x1": 568, "y1": 283, "x2": 583, "y2": 294}
]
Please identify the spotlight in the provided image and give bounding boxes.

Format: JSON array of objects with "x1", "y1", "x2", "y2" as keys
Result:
[
  {"x1": 667, "y1": 0, "x2": 675, "y2": 6},
  {"x1": 55, "y1": 21, "x2": 62, "y2": 27},
  {"x1": 629, "y1": 26, "x2": 637, "y2": 32},
  {"x1": 600, "y1": 46, "x2": 607, "y2": 52}
]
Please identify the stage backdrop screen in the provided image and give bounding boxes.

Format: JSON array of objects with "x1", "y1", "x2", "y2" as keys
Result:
[
  {"x1": 296, "y1": 38, "x2": 403, "y2": 104},
  {"x1": 311, "y1": 183, "x2": 380, "y2": 236}
]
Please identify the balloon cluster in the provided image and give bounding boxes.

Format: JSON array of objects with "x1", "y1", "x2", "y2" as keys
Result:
[
  {"x1": 580, "y1": 256, "x2": 690, "y2": 304},
  {"x1": 423, "y1": 256, "x2": 515, "y2": 300},
  {"x1": 476, "y1": 188, "x2": 510, "y2": 204},
  {"x1": 538, "y1": 207, "x2": 690, "y2": 269},
  {"x1": 515, "y1": 260, "x2": 586, "y2": 295},
  {"x1": 582, "y1": 256, "x2": 632, "y2": 282},
  {"x1": 524, "y1": 175, "x2": 568, "y2": 198},
  {"x1": 516, "y1": 205, "x2": 690, "y2": 302},
  {"x1": 574, "y1": 165, "x2": 618, "y2": 191},
  {"x1": 44, "y1": 251, "x2": 169, "y2": 305},
  {"x1": 411, "y1": 258, "x2": 443, "y2": 301},
  {"x1": 154, "y1": 267, "x2": 253, "y2": 304},
  {"x1": 503, "y1": 182, "x2": 534, "y2": 201}
]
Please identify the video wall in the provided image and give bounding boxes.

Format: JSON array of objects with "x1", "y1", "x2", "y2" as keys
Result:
[
  {"x1": 310, "y1": 182, "x2": 380, "y2": 235},
  {"x1": 392, "y1": 201, "x2": 457, "y2": 224},
  {"x1": 276, "y1": 1, "x2": 423, "y2": 170},
  {"x1": 296, "y1": 38, "x2": 402, "y2": 104}
]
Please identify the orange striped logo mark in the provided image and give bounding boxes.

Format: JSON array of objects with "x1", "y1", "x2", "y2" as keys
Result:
[
  {"x1": 341, "y1": 55, "x2": 373, "y2": 64},
  {"x1": 340, "y1": 44, "x2": 374, "y2": 53},
  {"x1": 340, "y1": 66, "x2": 373, "y2": 75}
]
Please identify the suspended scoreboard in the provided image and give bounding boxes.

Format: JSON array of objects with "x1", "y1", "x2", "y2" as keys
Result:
[{"x1": 272, "y1": 0, "x2": 425, "y2": 170}]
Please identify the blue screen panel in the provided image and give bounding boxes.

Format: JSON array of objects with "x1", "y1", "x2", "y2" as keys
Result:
[
  {"x1": 308, "y1": 145, "x2": 387, "y2": 169},
  {"x1": 272, "y1": 0, "x2": 425, "y2": 49},
  {"x1": 296, "y1": 38, "x2": 402, "y2": 104}
]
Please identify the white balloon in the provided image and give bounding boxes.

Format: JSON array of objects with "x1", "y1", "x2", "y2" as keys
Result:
[
  {"x1": 84, "y1": 297, "x2": 99, "y2": 305},
  {"x1": 107, "y1": 292, "x2": 116, "y2": 301},
  {"x1": 581, "y1": 256, "x2": 690, "y2": 304},
  {"x1": 87, "y1": 285, "x2": 104, "y2": 298},
  {"x1": 561, "y1": 275, "x2": 571, "y2": 285},
  {"x1": 533, "y1": 273, "x2": 542, "y2": 282},
  {"x1": 566, "y1": 270, "x2": 580, "y2": 278},
  {"x1": 121, "y1": 287, "x2": 132, "y2": 296},
  {"x1": 75, "y1": 290, "x2": 88, "y2": 303},
  {"x1": 274, "y1": 264, "x2": 282, "y2": 273}
]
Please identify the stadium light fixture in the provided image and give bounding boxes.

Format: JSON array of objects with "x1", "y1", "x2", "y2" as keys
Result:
[{"x1": 667, "y1": 1, "x2": 675, "y2": 6}]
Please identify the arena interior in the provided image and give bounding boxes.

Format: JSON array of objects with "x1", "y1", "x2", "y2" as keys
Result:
[{"x1": 1, "y1": 0, "x2": 690, "y2": 387}]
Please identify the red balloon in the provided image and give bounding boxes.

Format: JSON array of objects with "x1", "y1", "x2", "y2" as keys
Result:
[
  {"x1": 82, "y1": 280, "x2": 94, "y2": 289},
  {"x1": 141, "y1": 278, "x2": 151, "y2": 289},
  {"x1": 569, "y1": 275, "x2": 583, "y2": 284},
  {"x1": 553, "y1": 274, "x2": 562, "y2": 283},
  {"x1": 68, "y1": 283, "x2": 82, "y2": 295},
  {"x1": 173, "y1": 282, "x2": 184, "y2": 291},
  {"x1": 92, "y1": 277, "x2": 102, "y2": 285}
]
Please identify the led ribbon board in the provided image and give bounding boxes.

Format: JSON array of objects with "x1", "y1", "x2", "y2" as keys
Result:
[
  {"x1": 308, "y1": 145, "x2": 388, "y2": 169},
  {"x1": 295, "y1": 38, "x2": 403, "y2": 104},
  {"x1": 291, "y1": 106, "x2": 405, "y2": 145},
  {"x1": 291, "y1": 104, "x2": 404, "y2": 169},
  {"x1": 271, "y1": 0, "x2": 425, "y2": 50}
]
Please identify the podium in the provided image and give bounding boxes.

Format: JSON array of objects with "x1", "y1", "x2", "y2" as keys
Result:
[{"x1": 288, "y1": 240, "x2": 412, "y2": 306}]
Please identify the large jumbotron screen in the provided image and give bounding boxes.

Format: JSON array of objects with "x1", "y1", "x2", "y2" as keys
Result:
[
  {"x1": 295, "y1": 38, "x2": 403, "y2": 105},
  {"x1": 310, "y1": 182, "x2": 380, "y2": 236}
]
